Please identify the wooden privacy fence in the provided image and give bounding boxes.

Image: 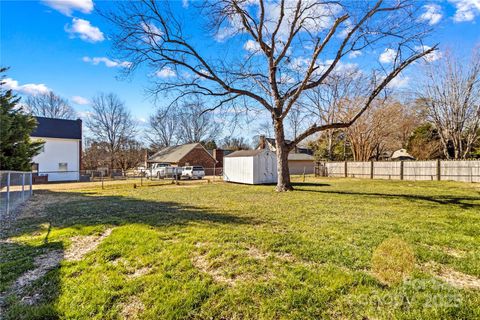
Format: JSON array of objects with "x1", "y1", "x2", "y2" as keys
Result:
[{"x1": 315, "y1": 160, "x2": 480, "y2": 183}]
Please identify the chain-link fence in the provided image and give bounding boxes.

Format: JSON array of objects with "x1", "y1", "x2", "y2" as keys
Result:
[{"x1": 0, "y1": 171, "x2": 33, "y2": 224}]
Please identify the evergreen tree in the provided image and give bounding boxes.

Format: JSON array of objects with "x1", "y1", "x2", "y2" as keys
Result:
[{"x1": 0, "y1": 68, "x2": 44, "y2": 171}]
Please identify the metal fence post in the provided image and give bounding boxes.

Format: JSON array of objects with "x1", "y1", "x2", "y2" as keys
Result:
[
  {"x1": 29, "y1": 173, "x2": 33, "y2": 196},
  {"x1": 344, "y1": 161, "x2": 348, "y2": 178},
  {"x1": 6, "y1": 172, "x2": 11, "y2": 215},
  {"x1": 22, "y1": 173, "x2": 25, "y2": 201}
]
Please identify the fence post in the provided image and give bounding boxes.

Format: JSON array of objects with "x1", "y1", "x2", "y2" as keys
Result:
[
  {"x1": 400, "y1": 161, "x2": 404, "y2": 180},
  {"x1": 6, "y1": 172, "x2": 11, "y2": 215},
  {"x1": 22, "y1": 173, "x2": 25, "y2": 201},
  {"x1": 344, "y1": 161, "x2": 348, "y2": 178},
  {"x1": 141, "y1": 170, "x2": 143, "y2": 186},
  {"x1": 370, "y1": 161, "x2": 374, "y2": 179},
  {"x1": 436, "y1": 159, "x2": 441, "y2": 181},
  {"x1": 101, "y1": 172, "x2": 104, "y2": 189},
  {"x1": 29, "y1": 173, "x2": 33, "y2": 196}
]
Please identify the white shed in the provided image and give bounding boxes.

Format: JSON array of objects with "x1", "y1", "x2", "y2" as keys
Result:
[{"x1": 223, "y1": 149, "x2": 277, "y2": 184}]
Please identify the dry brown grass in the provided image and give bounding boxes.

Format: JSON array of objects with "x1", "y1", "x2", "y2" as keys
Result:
[
  {"x1": 65, "y1": 229, "x2": 113, "y2": 261},
  {"x1": 423, "y1": 261, "x2": 480, "y2": 290},
  {"x1": 371, "y1": 238, "x2": 415, "y2": 286}
]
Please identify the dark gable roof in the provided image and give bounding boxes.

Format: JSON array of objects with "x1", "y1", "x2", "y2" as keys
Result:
[
  {"x1": 31, "y1": 117, "x2": 82, "y2": 140},
  {"x1": 148, "y1": 143, "x2": 217, "y2": 163}
]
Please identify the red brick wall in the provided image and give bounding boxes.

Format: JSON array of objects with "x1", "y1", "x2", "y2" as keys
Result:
[{"x1": 178, "y1": 145, "x2": 217, "y2": 170}]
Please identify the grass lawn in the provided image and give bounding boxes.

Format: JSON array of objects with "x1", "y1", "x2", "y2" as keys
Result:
[{"x1": 1, "y1": 177, "x2": 479, "y2": 319}]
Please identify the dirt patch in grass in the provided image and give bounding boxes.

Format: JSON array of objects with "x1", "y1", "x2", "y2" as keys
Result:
[
  {"x1": 119, "y1": 296, "x2": 145, "y2": 320},
  {"x1": 191, "y1": 243, "x2": 297, "y2": 286},
  {"x1": 18, "y1": 192, "x2": 82, "y2": 219},
  {"x1": 0, "y1": 249, "x2": 63, "y2": 307},
  {"x1": 127, "y1": 266, "x2": 152, "y2": 279},
  {"x1": 65, "y1": 228, "x2": 113, "y2": 261},
  {"x1": 424, "y1": 262, "x2": 480, "y2": 290},
  {"x1": 191, "y1": 251, "x2": 238, "y2": 286},
  {"x1": 442, "y1": 247, "x2": 467, "y2": 259}
]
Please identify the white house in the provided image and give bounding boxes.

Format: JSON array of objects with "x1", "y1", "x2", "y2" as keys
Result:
[
  {"x1": 223, "y1": 149, "x2": 277, "y2": 184},
  {"x1": 30, "y1": 117, "x2": 82, "y2": 182}
]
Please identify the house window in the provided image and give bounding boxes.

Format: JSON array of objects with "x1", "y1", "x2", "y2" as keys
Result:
[
  {"x1": 58, "y1": 163, "x2": 68, "y2": 172},
  {"x1": 31, "y1": 163, "x2": 39, "y2": 174}
]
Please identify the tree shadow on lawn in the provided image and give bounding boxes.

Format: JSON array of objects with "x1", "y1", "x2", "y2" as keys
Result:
[
  {"x1": 0, "y1": 190, "x2": 259, "y2": 319},
  {"x1": 4, "y1": 189, "x2": 258, "y2": 239},
  {"x1": 293, "y1": 188, "x2": 480, "y2": 209}
]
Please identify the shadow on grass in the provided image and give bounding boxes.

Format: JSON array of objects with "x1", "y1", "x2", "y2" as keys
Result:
[
  {"x1": 294, "y1": 188, "x2": 480, "y2": 209},
  {"x1": 0, "y1": 189, "x2": 258, "y2": 319},
  {"x1": 292, "y1": 182, "x2": 330, "y2": 187}
]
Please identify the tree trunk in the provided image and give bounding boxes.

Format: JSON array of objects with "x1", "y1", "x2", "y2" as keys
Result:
[{"x1": 274, "y1": 119, "x2": 293, "y2": 192}]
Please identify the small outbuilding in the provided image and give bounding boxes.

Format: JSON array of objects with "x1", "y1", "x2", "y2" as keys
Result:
[
  {"x1": 223, "y1": 149, "x2": 277, "y2": 184},
  {"x1": 391, "y1": 149, "x2": 415, "y2": 161}
]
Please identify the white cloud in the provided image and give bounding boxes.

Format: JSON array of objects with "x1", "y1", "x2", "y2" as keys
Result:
[
  {"x1": 419, "y1": 4, "x2": 443, "y2": 25},
  {"x1": 3, "y1": 78, "x2": 50, "y2": 95},
  {"x1": 379, "y1": 48, "x2": 397, "y2": 64},
  {"x1": 71, "y1": 96, "x2": 90, "y2": 105},
  {"x1": 82, "y1": 56, "x2": 131, "y2": 68},
  {"x1": 348, "y1": 51, "x2": 362, "y2": 59},
  {"x1": 388, "y1": 75, "x2": 410, "y2": 89},
  {"x1": 156, "y1": 67, "x2": 176, "y2": 78},
  {"x1": 215, "y1": 1, "x2": 340, "y2": 42},
  {"x1": 243, "y1": 40, "x2": 261, "y2": 53},
  {"x1": 65, "y1": 18, "x2": 104, "y2": 42},
  {"x1": 449, "y1": 0, "x2": 480, "y2": 22},
  {"x1": 77, "y1": 110, "x2": 93, "y2": 119},
  {"x1": 42, "y1": 0, "x2": 93, "y2": 16},
  {"x1": 416, "y1": 45, "x2": 442, "y2": 62},
  {"x1": 141, "y1": 22, "x2": 163, "y2": 44}
]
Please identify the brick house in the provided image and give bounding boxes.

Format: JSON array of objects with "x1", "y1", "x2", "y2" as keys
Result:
[{"x1": 148, "y1": 143, "x2": 218, "y2": 174}]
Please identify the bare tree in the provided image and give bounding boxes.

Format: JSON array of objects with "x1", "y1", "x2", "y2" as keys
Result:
[
  {"x1": 221, "y1": 136, "x2": 251, "y2": 150},
  {"x1": 177, "y1": 100, "x2": 222, "y2": 144},
  {"x1": 86, "y1": 93, "x2": 136, "y2": 170},
  {"x1": 345, "y1": 100, "x2": 412, "y2": 161},
  {"x1": 105, "y1": 0, "x2": 436, "y2": 191},
  {"x1": 147, "y1": 106, "x2": 179, "y2": 150},
  {"x1": 26, "y1": 91, "x2": 76, "y2": 119},
  {"x1": 419, "y1": 49, "x2": 480, "y2": 159},
  {"x1": 303, "y1": 67, "x2": 367, "y2": 159},
  {"x1": 116, "y1": 138, "x2": 147, "y2": 171}
]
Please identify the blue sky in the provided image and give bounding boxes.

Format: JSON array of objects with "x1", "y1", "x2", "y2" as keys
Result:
[{"x1": 1, "y1": 0, "x2": 480, "y2": 140}]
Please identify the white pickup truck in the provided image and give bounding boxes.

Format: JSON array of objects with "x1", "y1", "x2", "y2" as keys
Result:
[{"x1": 146, "y1": 163, "x2": 181, "y2": 179}]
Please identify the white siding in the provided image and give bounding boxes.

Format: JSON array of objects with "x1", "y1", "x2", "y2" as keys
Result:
[
  {"x1": 224, "y1": 150, "x2": 277, "y2": 184},
  {"x1": 32, "y1": 137, "x2": 80, "y2": 181}
]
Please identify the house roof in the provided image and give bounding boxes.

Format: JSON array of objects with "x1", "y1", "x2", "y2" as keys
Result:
[
  {"x1": 148, "y1": 143, "x2": 216, "y2": 163},
  {"x1": 225, "y1": 149, "x2": 266, "y2": 158},
  {"x1": 288, "y1": 153, "x2": 314, "y2": 161},
  {"x1": 391, "y1": 148, "x2": 415, "y2": 160},
  {"x1": 31, "y1": 116, "x2": 82, "y2": 140}
]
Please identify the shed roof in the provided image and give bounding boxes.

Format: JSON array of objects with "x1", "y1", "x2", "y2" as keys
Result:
[
  {"x1": 225, "y1": 149, "x2": 265, "y2": 158},
  {"x1": 391, "y1": 148, "x2": 415, "y2": 160},
  {"x1": 148, "y1": 143, "x2": 215, "y2": 163},
  {"x1": 31, "y1": 116, "x2": 82, "y2": 140}
]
